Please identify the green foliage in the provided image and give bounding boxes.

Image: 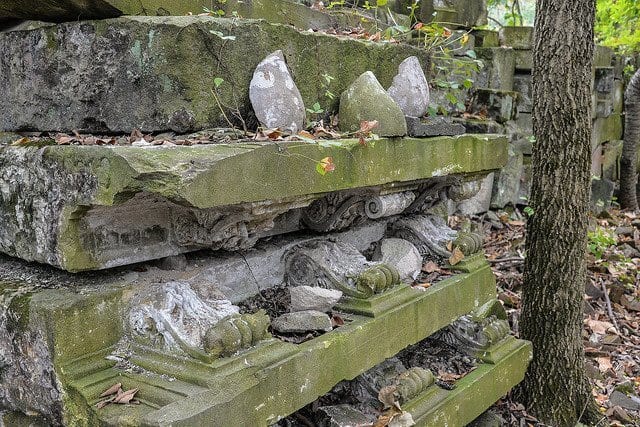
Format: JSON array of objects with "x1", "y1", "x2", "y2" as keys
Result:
[
  {"x1": 595, "y1": 0, "x2": 640, "y2": 54},
  {"x1": 587, "y1": 226, "x2": 617, "y2": 259}
]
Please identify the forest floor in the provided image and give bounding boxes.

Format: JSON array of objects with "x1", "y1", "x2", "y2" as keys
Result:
[{"x1": 473, "y1": 208, "x2": 640, "y2": 426}]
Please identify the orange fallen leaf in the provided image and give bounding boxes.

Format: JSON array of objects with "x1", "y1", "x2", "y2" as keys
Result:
[
  {"x1": 422, "y1": 261, "x2": 439, "y2": 273},
  {"x1": 448, "y1": 247, "x2": 465, "y2": 265}
]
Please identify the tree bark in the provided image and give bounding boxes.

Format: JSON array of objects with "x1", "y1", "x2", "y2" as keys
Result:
[
  {"x1": 619, "y1": 68, "x2": 640, "y2": 210},
  {"x1": 515, "y1": 0, "x2": 600, "y2": 425}
]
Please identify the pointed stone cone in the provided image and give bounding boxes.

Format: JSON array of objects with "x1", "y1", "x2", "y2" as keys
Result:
[
  {"x1": 339, "y1": 71, "x2": 407, "y2": 137},
  {"x1": 387, "y1": 56, "x2": 430, "y2": 118},
  {"x1": 249, "y1": 50, "x2": 305, "y2": 133}
]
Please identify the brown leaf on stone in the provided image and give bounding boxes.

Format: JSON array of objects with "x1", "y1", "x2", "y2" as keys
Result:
[
  {"x1": 446, "y1": 241, "x2": 453, "y2": 252},
  {"x1": 331, "y1": 314, "x2": 345, "y2": 327},
  {"x1": 55, "y1": 134, "x2": 76, "y2": 145},
  {"x1": 448, "y1": 247, "x2": 465, "y2": 265},
  {"x1": 414, "y1": 282, "x2": 432, "y2": 289},
  {"x1": 99, "y1": 382, "x2": 122, "y2": 397},
  {"x1": 358, "y1": 135, "x2": 367, "y2": 146},
  {"x1": 129, "y1": 128, "x2": 143, "y2": 142},
  {"x1": 114, "y1": 388, "x2": 139, "y2": 404},
  {"x1": 359, "y1": 120, "x2": 379, "y2": 134},
  {"x1": 422, "y1": 261, "x2": 439, "y2": 273},
  {"x1": 96, "y1": 396, "x2": 115, "y2": 409}
]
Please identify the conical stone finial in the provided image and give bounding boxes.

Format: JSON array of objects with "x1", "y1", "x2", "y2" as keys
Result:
[
  {"x1": 249, "y1": 50, "x2": 305, "y2": 133},
  {"x1": 387, "y1": 56, "x2": 430, "y2": 118},
  {"x1": 339, "y1": 71, "x2": 407, "y2": 137}
]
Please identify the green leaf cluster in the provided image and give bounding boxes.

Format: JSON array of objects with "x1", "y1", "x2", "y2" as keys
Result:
[{"x1": 595, "y1": 0, "x2": 640, "y2": 54}]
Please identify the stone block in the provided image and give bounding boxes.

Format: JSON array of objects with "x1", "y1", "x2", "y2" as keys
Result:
[
  {"x1": 473, "y1": 29, "x2": 499, "y2": 47},
  {"x1": 469, "y1": 89, "x2": 519, "y2": 124},
  {"x1": 476, "y1": 47, "x2": 515, "y2": 91},
  {"x1": 373, "y1": 238, "x2": 422, "y2": 282},
  {"x1": 591, "y1": 177, "x2": 615, "y2": 212},
  {"x1": 457, "y1": 173, "x2": 495, "y2": 215},
  {"x1": 272, "y1": 310, "x2": 333, "y2": 333},
  {"x1": 513, "y1": 73, "x2": 532, "y2": 113},
  {"x1": 594, "y1": 45, "x2": 614, "y2": 67},
  {"x1": 0, "y1": 16, "x2": 431, "y2": 133},
  {"x1": 491, "y1": 146, "x2": 523, "y2": 209},
  {"x1": 514, "y1": 112, "x2": 532, "y2": 135},
  {"x1": 516, "y1": 160, "x2": 531, "y2": 203},
  {"x1": 406, "y1": 116, "x2": 465, "y2": 137},
  {"x1": 592, "y1": 113, "x2": 623, "y2": 149},
  {"x1": 514, "y1": 49, "x2": 533, "y2": 71},
  {"x1": 499, "y1": 26, "x2": 534, "y2": 49},
  {"x1": 418, "y1": 0, "x2": 488, "y2": 27},
  {"x1": 0, "y1": 135, "x2": 508, "y2": 271}
]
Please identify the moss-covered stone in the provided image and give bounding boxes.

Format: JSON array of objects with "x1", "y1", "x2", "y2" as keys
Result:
[
  {"x1": 499, "y1": 26, "x2": 533, "y2": 50},
  {"x1": 0, "y1": 135, "x2": 507, "y2": 271},
  {"x1": 0, "y1": 16, "x2": 431, "y2": 133}
]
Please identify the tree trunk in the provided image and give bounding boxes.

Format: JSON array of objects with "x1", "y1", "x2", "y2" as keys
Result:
[
  {"x1": 619, "y1": 68, "x2": 640, "y2": 210},
  {"x1": 515, "y1": 0, "x2": 600, "y2": 425}
]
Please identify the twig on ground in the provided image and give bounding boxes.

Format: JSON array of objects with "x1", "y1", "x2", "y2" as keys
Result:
[{"x1": 601, "y1": 281, "x2": 620, "y2": 333}]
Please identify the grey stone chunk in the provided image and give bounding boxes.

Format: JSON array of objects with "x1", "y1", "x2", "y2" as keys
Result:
[
  {"x1": 271, "y1": 310, "x2": 333, "y2": 333},
  {"x1": 289, "y1": 286, "x2": 342, "y2": 312},
  {"x1": 406, "y1": 116, "x2": 465, "y2": 137},
  {"x1": 514, "y1": 49, "x2": 532, "y2": 71},
  {"x1": 468, "y1": 410, "x2": 506, "y2": 427},
  {"x1": 457, "y1": 173, "x2": 495, "y2": 215},
  {"x1": 490, "y1": 146, "x2": 523, "y2": 209},
  {"x1": 609, "y1": 390, "x2": 640, "y2": 411},
  {"x1": 339, "y1": 71, "x2": 407, "y2": 137},
  {"x1": 318, "y1": 405, "x2": 373, "y2": 427},
  {"x1": 249, "y1": 50, "x2": 305, "y2": 133},
  {"x1": 453, "y1": 118, "x2": 504, "y2": 134},
  {"x1": 373, "y1": 238, "x2": 422, "y2": 282},
  {"x1": 387, "y1": 56, "x2": 430, "y2": 118}
]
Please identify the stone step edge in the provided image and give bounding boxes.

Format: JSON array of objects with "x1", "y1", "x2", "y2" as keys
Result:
[{"x1": 406, "y1": 336, "x2": 532, "y2": 426}]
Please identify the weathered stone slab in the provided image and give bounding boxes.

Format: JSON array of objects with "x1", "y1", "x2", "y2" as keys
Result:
[
  {"x1": 418, "y1": 0, "x2": 487, "y2": 27},
  {"x1": 0, "y1": 16, "x2": 430, "y2": 133},
  {"x1": 387, "y1": 56, "x2": 430, "y2": 118},
  {"x1": 0, "y1": 135, "x2": 507, "y2": 271},
  {"x1": 469, "y1": 89, "x2": 519, "y2": 124},
  {"x1": 0, "y1": 253, "x2": 498, "y2": 425}
]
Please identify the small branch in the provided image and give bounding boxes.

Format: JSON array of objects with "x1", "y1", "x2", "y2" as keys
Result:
[
  {"x1": 601, "y1": 281, "x2": 620, "y2": 333},
  {"x1": 488, "y1": 257, "x2": 524, "y2": 264}
]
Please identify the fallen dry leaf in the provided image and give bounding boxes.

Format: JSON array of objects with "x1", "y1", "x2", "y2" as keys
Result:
[
  {"x1": 99, "y1": 382, "x2": 122, "y2": 397},
  {"x1": 422, "y1": 261, "x2": 439, "y2": 273},
  {"x1": 448, "y1": 247, "x2": 465, "y2": 266}
]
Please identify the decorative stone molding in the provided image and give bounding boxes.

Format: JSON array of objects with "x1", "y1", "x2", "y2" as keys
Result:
[
  {"x1": 388, "y1": 214, "x2": 456, "y2": 259},
  {"x1": 437, "y1": 315, "x2": 511, "y2": 353},
  {"x1": 203, "y1": 311, "x2": 272, "y2": 359},
  {"x1": 284, "y1": 239, "x2": 400, "y2": 298},
  {"x1": 395, "y1": 367, "x2": 436, "y2": 404},
  {"x1": 301, "y1": 191, "x2": 371, "y2": 232}
]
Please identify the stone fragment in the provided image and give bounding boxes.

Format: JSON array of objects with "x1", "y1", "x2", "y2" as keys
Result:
[
  {"x1": 609, "y1": 390, "x2": 640, "y2": 412},
  {"x1": 405, "y1": 116, "x2": 465, "y2": 137},
  {"x1": 453, "y1": 118, "x2": 504, "y2": 134},
  {"x1": 457, "y1": 173, "x2": 495, "y2": 215},
  {"x1": 289, "y1": 286, "x2": 343, "y2": 312},
  {"x1": 468, "y1": 410, "x2": 505, "y2": 427},
  {"x1": 249, "y1": 50, "x2": 305, "y2": 133},
  {"x1": 514, "y1": 49, "x2": 532, "y2": 71},
  {"x1": 373, "y1": 238, "x2": 422, "y2": 282},
  {"x1": 387, "y1": 56, "x2": 430, "y2": 118},
  {"x1": 271, "y1": 310, "x2": 333, "y2": 333},
  {"x1": 418, "y1": 0, "x2": 487, "y2": 27},
  {"x1": 339, "y1": 71, "x2": 407, "y2": 137},
  {"x1": 318, "y1": 405, "x2": 373, "y2": 427}
]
